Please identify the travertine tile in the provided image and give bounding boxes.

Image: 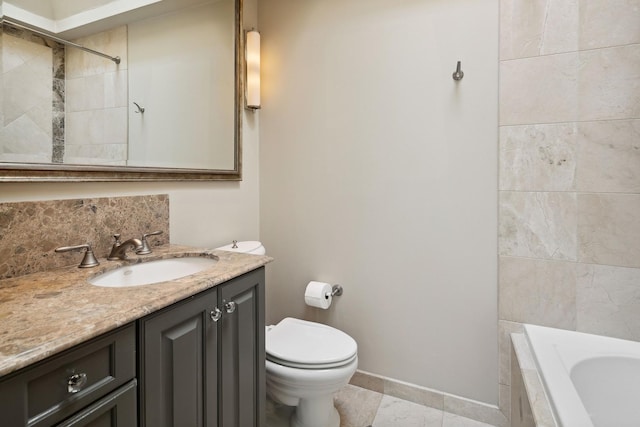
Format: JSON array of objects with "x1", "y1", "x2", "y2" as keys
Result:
[
  {"x1": 499, "y1": 256, "x2": 577, "y2": 329},
  {"x1": 334, "y1": 384, "x2": 383, "y2": 427},
  {"x1": 372, "y1": 395, "x2": 443, "y2": 427},
  {"x1": 500, "y1": 123, "x2": 577, "y2": 191},
  {"x1": 576, "y1": 119, "x2": 640, "y2": 193},
  {"x1": 499, "y1": 320, "x2": 524, "y2": 386},
  {"x1": 498, "y1": 383, "x2": 511, "y2": 422},
  {"x1": 443, "y1": 394, "x2": 508, "y2": 427},
  {"x1": 65, "y1": 78, "x2": 85, "y2": 112},
  {"x1": 265, "y1": 397, "x2": 293, "y2": 427},
  {"x1": 64, "y1": 143, "x2": 128, "y2": 164},
  {"x1": 104, "y1": 70, "x2": 128, "y2": 108},
  {"x1": 520, "y1": 371, "x2": 556, "y2": 427},
  {"x1": 443, "y1": 412, "x2": 500, "y2": 427},
  {"x1": 579, "y1": 0, "x2": 640, "y2": 49},
  {"x1": 350, "y1": 370, "x2": 385, "y2": 393},
  {"x1": 510, "y1": 334, "x2": 536, "y2": 371},
  {"x1": 577, "y1": 263, "x2": 640, "y2": 341},
  {"x1": 500, "y1": 0, "x2": 578, "y2": 60},
  {"x1": 499, "y1": 192, "x2": 577, "y2": 261},
  {"x1": 3, "y1": 44, "x2": 52, "y2": 126},
  {"x1": 83, "y1": 74, "x2": 106, "y2": 110},
  {"x1": 69, "y1": 26, "x2": 127, "y2": 78},
  {"x1": 0, "y1": 115, "x2": 51, "y2": 160},
  {"x1": 500, "y1": 53, "x2": 578, "y2": 125},
  {"x1": 578, "y1": 44, "x2": 640, "y2": 121},
  {"x1": 510, "y1": 343, "x2": 552, "y2": 427},
  {"x1": 104, "y1": 107, "x2": 128, "y2": 144},
  {"x1": 384, "y1": 377, "x2": 444, "y2": 410},
  {"x1": 266, "y1": 385, "x2": 504, "y2": 427},
  {"x1": 578, "y1": 193, "x2": 640, "y2": 268},
  {"x1": 66, "y1": 110, "x2": 105, "y2": 145}
]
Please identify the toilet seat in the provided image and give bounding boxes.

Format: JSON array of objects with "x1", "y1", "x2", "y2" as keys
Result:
[{"x1": 266, "y1": 318, "x2": 357, "y2": 369}]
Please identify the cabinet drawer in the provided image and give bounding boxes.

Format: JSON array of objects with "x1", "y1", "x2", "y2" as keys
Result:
[
  {"x1": 0, "y1": 324, "x2": 136, "y2": 427},
  {"x1": 57, "y1": 379, "x2": 137, "y2": 427}
]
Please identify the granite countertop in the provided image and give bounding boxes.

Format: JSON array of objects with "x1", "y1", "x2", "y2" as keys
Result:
[{"x1": 0, "y1": 244, "x2": 272, "y2": 377}]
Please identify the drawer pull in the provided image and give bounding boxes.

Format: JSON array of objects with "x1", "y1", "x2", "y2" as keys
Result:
[
  {"x1": 210, "y1": 308, "x2": 222, "y2": 322},
  {"x1": 67, "y1": 373, "x2": 88, "y2": 394}
]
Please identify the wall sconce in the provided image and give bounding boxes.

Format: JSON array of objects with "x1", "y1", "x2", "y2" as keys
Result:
[{"x1": 245, "y1": 30, "x2": 261, "y2": 110}]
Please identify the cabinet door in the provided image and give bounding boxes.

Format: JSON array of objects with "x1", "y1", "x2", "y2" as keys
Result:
[
  {"x1": 57, "y1": 379, "x2": 137, "y2": 427},
  {"x1": 140, "y1": 289, "x2": 218, "y2": 427},
  {"x1": 219, "y1": 268, "x2": 265, "y2": 427}
]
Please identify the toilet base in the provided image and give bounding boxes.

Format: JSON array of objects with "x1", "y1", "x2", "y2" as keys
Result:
[{"x1": 290, "y1": 395, "x2": 340, "y2": 427}]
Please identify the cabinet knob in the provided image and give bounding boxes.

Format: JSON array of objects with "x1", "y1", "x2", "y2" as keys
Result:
[
  {"x1": 67, "y1": 372, "x2": 88, "y2": 393},
  {"x1": 210, "y1": 308, "x2": 222, "y2": 322},
  {"x1": 224, "y1": 301, "x2": 236, "y2": 314}
]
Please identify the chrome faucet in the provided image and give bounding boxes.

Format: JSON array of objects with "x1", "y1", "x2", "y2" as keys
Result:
[{"x1": 107, "y1": 234, "x2": 143, "y2": 260}]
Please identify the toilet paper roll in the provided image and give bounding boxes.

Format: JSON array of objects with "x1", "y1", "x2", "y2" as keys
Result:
[{"x1": 304, "y1": 281, "x2": 333, "y2": 309}]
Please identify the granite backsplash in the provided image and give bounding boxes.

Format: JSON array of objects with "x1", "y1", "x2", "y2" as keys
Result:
[{"x1": 0, "y1": 195, "x2": 170, "y2": 280}]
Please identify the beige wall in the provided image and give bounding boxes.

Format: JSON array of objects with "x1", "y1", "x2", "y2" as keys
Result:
[
  {"x1": 259, "y1": 0, "x2": 499, "y2": 405},
  {"x1": 498, "y1": 0, "x2": 640, "y2": 417}
]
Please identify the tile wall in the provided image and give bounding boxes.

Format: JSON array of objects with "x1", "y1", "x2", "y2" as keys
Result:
[
  {"x1": 0, "y1": 28, "x2": 59, "y2": 163},
  {"x1": 65, "y1": 26, "x2": 128, "y2": 165},
  {"x1": 498, "y1": 0, "x2": 640, "y2": 420},
  {"x1": 0, "y1": 24, "x2": 127, "y2": 165},
  {"x1": 0, "y1": 195, "x2": 169, "y2": 280}
]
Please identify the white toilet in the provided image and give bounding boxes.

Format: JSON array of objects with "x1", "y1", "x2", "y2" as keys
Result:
[
  {"x1": 216, "y1": 241, "x2": 358, "y2": 427},
  {"x1": 266, "y1": 317, "x2": 358, "y2": 427}
]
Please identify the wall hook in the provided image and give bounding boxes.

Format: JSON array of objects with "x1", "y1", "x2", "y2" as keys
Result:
[
  {"x1": 133, "y1": 102, "x2": 145, "y2": 114},
  {"x1": 452, "y1": 61, "x2": 464, "y2": 81}
]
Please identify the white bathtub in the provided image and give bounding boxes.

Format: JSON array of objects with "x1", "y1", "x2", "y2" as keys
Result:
[{"x1": 524, "y1": 325, "x2": 640, "y2": 427}]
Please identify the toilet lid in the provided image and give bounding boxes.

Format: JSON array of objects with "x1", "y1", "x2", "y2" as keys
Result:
[{"x1": 266, "y1": 318, "x2": 357, "y2": 368}]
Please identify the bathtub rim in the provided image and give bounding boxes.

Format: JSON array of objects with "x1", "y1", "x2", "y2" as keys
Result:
[
  {"x1": 524, "y1": 325, "x2": 593, "y2": 427},
  {"x1": 524, "y1": 324, "x2": 640, "y2": 427}
]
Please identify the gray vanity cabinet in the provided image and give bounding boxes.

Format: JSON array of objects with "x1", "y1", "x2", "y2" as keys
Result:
[
  {"x1": 219, "y1": 268, "x2": 266, "y2": 427},
  {"x1": 139, "y1": 267, "x2": 265, "y2": 427},
  {"x1": 0, "y1": 266, "x2": 265, "y2": 427},
  {"x1": 0, "y1": 325, "x2": 137, "y2": 427}
]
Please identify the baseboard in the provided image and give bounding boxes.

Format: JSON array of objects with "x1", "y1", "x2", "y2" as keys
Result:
[{"x1": 350, "y1": 370, "x2": 509, "y2": 427}]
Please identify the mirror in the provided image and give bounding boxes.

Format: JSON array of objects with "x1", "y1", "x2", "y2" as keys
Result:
[{"x1": 0, "y1": 0, "x2": 243, "y2": 181}]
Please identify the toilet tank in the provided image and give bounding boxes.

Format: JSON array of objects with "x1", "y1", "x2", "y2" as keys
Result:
[{"x1": 215, "y1": 241, "x2": 266, "y2": 255}]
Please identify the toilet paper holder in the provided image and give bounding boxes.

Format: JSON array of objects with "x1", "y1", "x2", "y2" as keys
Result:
[{"x1": 328, "y1": 284, "x2": 343, "y2": 297}]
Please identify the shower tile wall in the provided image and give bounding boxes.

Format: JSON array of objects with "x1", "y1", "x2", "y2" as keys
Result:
[
  {"x1": 498, "y1": 0, "x2": 640, "y2": 419},
  {"x1": 0, "y1": 30, "x2": 56, "y2": 163},
  {"x1": 65, "y1": 26, "x2": 128, "y2": 165},
  {"x1": 1, "y1": 25, "x2": 127, "y2": 165}
]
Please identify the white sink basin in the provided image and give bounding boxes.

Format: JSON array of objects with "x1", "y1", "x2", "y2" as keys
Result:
[{"x1": 89, "y1": 257, "x2": 217, "y2": 287}]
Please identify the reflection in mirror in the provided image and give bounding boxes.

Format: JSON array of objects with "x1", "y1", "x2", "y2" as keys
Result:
[{"x1": 0, "y1": 0, "x2": 242, "y2": 181}]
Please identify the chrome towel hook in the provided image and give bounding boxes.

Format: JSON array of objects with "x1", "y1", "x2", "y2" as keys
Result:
[
  {"x1": 133, "y1": 102, "x2": 145, "y2": 114},
  {"x1": 452, "y1": 61, "x2": 464, "y2": 81}
]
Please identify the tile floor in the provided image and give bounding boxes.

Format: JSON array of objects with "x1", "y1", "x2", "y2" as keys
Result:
[{"x1": 266, "y1": 384, "x2": 499, "y2": 427}]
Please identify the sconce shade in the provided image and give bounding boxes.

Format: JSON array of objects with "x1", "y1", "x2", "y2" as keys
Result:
[{"x1": 246, "y1": 30, "x2": 261, "y2": 109}]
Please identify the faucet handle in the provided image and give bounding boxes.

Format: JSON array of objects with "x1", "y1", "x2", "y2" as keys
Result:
[
  {"x1": 112, "y1": 234, "x2": 122, "y2": 246},
  {"x1": 55, "y1": 243, "x2": 100, "y2": 268},
  {"x1": 136, "y1": 230, "x2": 163, "y2": 255}
]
